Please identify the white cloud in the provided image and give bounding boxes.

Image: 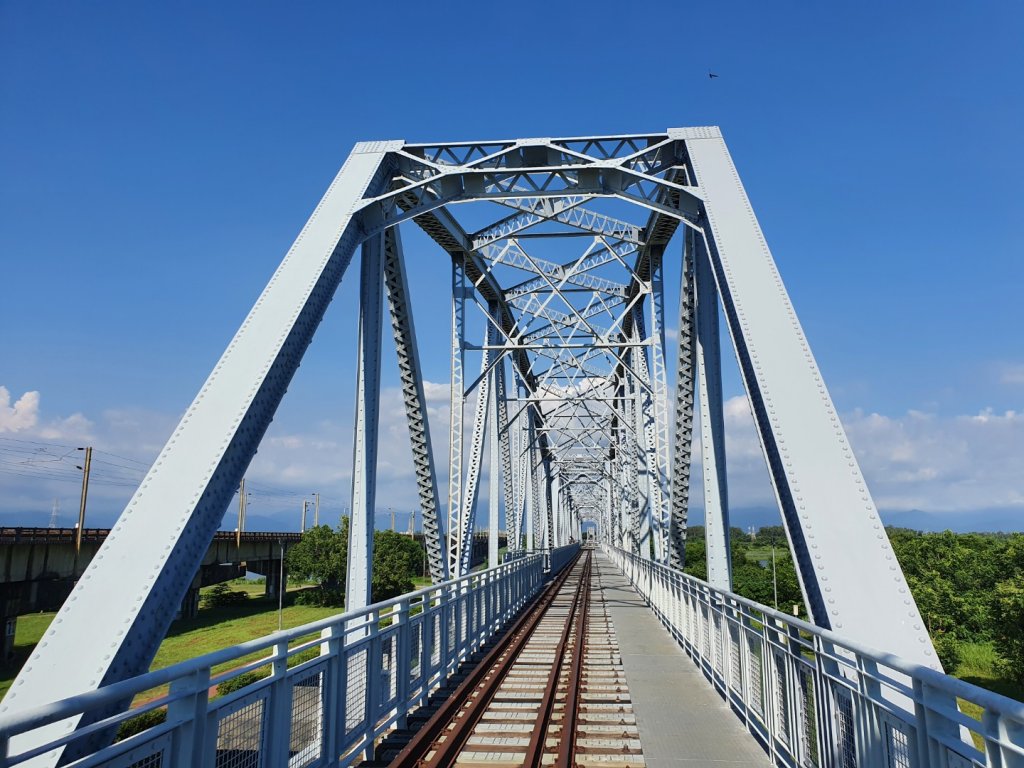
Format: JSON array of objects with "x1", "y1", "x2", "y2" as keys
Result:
[
  {"x1": 3, "y1": 376, "x2": 1021, "y2": 531},
  {"x1": 0, "y1": 387, "x2": 40, "y2": 433},
  {"x1": 1000, "y1": 364, "x2": 1024, "y2": 386},
  {"x1": 844, "y1": 406, "x2": 1024, "y2": 512},
  {"x1": 696, "y1": 396, "x2": 1024, "y2": 514}
]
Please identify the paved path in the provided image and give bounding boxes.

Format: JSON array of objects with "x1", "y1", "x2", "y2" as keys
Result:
[{"x1": 595, "y1": 552, "x2": 770, "y2": 767}]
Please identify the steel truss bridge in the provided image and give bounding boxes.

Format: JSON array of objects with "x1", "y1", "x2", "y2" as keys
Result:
[{"x1": 1, "y1": 128, "x2": 1021, "y2": 767}]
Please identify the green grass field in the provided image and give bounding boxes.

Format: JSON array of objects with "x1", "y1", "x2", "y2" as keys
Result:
[
  {"x1": 5, "y1": 578, "x2": 1021, "y2": 746},
  {"x1": 0, "y1": 579, "x2": 340, "y2": 701},
  {"x1": 744, "y1": 546, "x2": 780, "y2": 563}
]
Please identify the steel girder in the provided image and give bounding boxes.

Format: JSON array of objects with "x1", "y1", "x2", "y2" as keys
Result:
[
  {"x1": 382, "y1": 226, "x2": 447, "y2": 582},
  {"x1": 447, "y1": 257, "x2": 468, "y2": 577},
  {"x1": 694, "y1": 232, "x2": 732, "y2": 590},
  {"x1": 677, "y1": 128, "x2": 936, "y2": 665},
  {"x1": 346, "y1": 233, "x2": 385, "y2": 613},
  {"x1": 669, "y1": 229, "x2": 696, "y2": 571},
  {"x1": 7, "y1": 128, "x2": 942, "y2": 759},
  {"x1": 1, "y1": 142, "x2": 400, "y2": 761},
  {"x1": 495, "y1": 360, "x2": 519, "y2": 551}
]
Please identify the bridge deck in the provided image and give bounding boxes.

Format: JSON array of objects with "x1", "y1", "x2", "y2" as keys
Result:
[{"x1": 596, "y1": 552, "x2": 769, "y2": 767}]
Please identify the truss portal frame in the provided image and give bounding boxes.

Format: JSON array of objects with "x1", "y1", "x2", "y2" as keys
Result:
[{"x1": 3, "y1": 128, "x2": 940, "y2": 765}]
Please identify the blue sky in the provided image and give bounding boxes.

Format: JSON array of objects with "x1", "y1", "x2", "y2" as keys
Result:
[{"x1": 1, "y1": 1, "x2": 1022, "y2": 531}]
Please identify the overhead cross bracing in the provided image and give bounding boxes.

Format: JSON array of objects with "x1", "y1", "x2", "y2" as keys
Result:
[{"x1": 1, "y1": 128, "x2": 944, "y2": 766}]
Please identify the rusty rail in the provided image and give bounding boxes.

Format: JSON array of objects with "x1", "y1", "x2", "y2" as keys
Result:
[{"x1": 388, "y1": 551, "x2": 586, "y2": 768}]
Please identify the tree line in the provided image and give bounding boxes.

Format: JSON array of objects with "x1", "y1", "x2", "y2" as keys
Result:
[
  {"x1": 284, "y1": 519, "x2": 1024, "y2": 686},
  {"x1": 285, "y1": 518, "x2": 425, "y2": 607},
  {"x1": 684, "y1": 525, "x2": 1024, "y2": 684}
]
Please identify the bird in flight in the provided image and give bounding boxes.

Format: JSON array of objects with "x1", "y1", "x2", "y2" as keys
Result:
[{"x1": 708, "y1": 71, "x2": 719, "y2": 79}]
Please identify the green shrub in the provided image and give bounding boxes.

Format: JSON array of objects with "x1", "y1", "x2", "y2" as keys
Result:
[
  {"x1": 201, "y1": 583, "x2": 249, "y2": 609},
  {"x1": 216, "y1": 668, "x2": 270, "y2": 696},
  {"x1": 932, "y1": 634, "x2": 963, "y2": 671},
  {"x1": 215, "y1": 649, "x2": 320, "y2": 697},
  {"x1": 293, "y1": 587, "x2": 343, "y2": 607},
  {"x1": 115, "y1": 708, "x2": 167, "y2": 741}
]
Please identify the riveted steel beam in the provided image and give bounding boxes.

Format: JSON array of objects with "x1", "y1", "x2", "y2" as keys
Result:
[{"x1": 1, "y1": 142, "x2": 399, "y2": 763}]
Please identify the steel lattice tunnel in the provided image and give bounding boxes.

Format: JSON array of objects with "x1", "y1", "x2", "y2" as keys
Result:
[{"x1": 1, "y1": 128, "x2": 939, "y2": 764}]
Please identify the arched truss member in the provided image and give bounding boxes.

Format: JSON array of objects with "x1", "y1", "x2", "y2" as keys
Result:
[{"x1": 3, "y1": 128, "x2": 939, "y2": 762}]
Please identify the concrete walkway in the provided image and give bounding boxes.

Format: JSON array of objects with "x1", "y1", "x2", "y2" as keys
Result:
[{"x1": 595, "y1": 552, "x2": 770, "y2": 767}]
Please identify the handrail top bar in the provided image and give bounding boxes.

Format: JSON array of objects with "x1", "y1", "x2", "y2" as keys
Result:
[
  {"x1": 0, "y1": 554, "x2": 544, "y2": 735},
  {"x1": 610, "y1": 546, "x2": 1024, "y2": 721}
]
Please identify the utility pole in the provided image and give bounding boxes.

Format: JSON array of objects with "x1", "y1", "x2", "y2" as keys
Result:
[
  {"x1": 313, "y1": 492, "x2": 320, "y2": 527},
  {"x1": 301, "y1": 500, "x2": 308, "y2": 533},
  {"x1": 236, "y1": 478, "x2": 246, "y2": 548},
  {"x1": 277, "y1": 539, "x2": 285, "y2": 631},
  {"x1": 772, "y1": 546, "x2": 778, "y2": 610},
  {"x1": 75, "y1": 447, "x2": 92, "y2": 554},
  {"x1": 390, "y1": 506, "x2": 395, "y2": 531}
]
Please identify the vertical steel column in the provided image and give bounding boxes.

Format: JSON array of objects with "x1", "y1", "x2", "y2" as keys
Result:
[
  {"x1": 457, "y1": 320, "x2": 493, "y2": 576},
  {"x1": 680, "y1": 127, "x2": 936, "y2": 663},
  {"x1": 447, "y1": 257, "x2": 467, "y2": 577},
  {"x1": 543, "y1": 460, "x2": 554, "y2": 549},
  {"x1": 622, "y1": 370, "x2": 643, "y2": 555},
  {"x1": 524, "y1": 413, "x2": 536, "y2": 551},
  {"x1": 487, "y1": 354, "x2": 500, "y2": 568},
  {"x1": 670, "y1": 230, "x2": 696, "y2": 571},
  {"x1": 695, "y1": 232, "x2": 732, "y2": 590},
  {"x1": 0, "y1": 142, "x2": 396, "y2": 765},
  {"x1": 646, "y1": 245, "x2": 673, "y2": 563},
  {"x1": 496, "y1": 361, "x2": 519, "y2": 553},
  {"x1": 630, "y1": 322, "x2": 657, "y2": 559},
  {"x1": 346, "y1": 232, "x2": 385, "y2": 612},
  {"x1": 382, "y1": 226, "x2": 447, "y2": 582},
  {"x1": 550, "y1": 470, "x2": 562, "y2": 547}
]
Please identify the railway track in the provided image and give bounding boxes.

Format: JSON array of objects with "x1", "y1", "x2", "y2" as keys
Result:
[{"x1": 379, "y1": 550, "x2": 644, "y2": 767}]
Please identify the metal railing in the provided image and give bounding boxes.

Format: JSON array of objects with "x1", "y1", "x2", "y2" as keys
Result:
[
  {"x1": 0, "y1": 555, "x2": 549, "y2": 768},
  {"x1": 605, "y1": 545, "x2": 1024, "y2": 768},
  {"x1": 547, "y1": 543, "x2": 581, "y2": 575},
  {"x1": 503, "y1": 543, "x2": 580, "y2": 575}
]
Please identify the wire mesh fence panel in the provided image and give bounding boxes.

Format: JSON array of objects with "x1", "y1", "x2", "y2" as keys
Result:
[
  {"x1": 713, "y1": 613, "x2": 725, "y2": 676},
  {"x1": 944, "y1": 751, "x2": 975, "y2": 768},
  {"x1": 773, "y1": 651, "x2": 791, "y2": 747},
  {"x1": 884, "y1": 718, "x2": 913, "y2": 768},
  {"x1": 747, "y1": 634, "x2": 765, "y2": 718},
  {"x1": 105, "y1": 732, "x2": 172, "y2": 768},
  {"x1": 459, "y1": 595, "x2": 468, "y2": 650},
  {"x1": 475, "y1": 583, "x2": 485, "y2": 635},
  {"x1": 701, "y1": 604, "x2": 711, "y2": 660},
  {"x1": 287, "y1": 663, "x2": 325, "y2": 768},
  {"x1": 834, "y1": 688, "x2": 857, "y2": 768},
  {"x1": 127, "y1": 753, "x2": 165, "y2": 768},
  {"x1": 431, "y1": 611, "x2": 442, "y2": 670},
  {"x1": 449, "y1": 602, "x2": 458, "y2": 659},
  {"x1": 729, "y1": 623, "x2": 743, "y2": 693},
  {"x1": 409, "y1": 616, "x2": 423, "y2": 691},
  {"x1": 797, "y1": 665, "x2": 819, "y2": 767},
  {"x1": 215, "y1": 695, "x2": 267, "y2": 768},
  {"x1": 380, "y1": 631, "x2": 398, "y2": 713},
  {"x1": 344, "y1": 648, "x2": 368, "y2": 734},
  {"x1": 688, "y1": 597, "x2": 698, "y2": 650}
]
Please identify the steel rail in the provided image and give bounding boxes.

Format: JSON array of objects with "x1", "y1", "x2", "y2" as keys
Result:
[
  {"x1": 522, "y1": 553, "x2": 592, "y2": 766},
  {"x1": 555, "y1": 555, "x2": 592, "y2": 768},
  {"x1": 387, "y1": 552, "x2": 583, "y2": 768}
]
